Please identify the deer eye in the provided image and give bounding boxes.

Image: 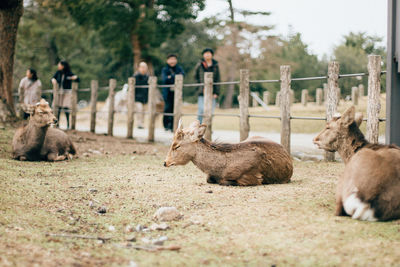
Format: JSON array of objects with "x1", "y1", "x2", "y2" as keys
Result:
[{"x1": 174, "y1": 145, "x2": 180, "y2": 150}]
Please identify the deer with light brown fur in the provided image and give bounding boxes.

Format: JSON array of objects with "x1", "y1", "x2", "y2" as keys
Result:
[
  {"x1": 313, "y1": 106, "x2": 400, "y2": 221},
  {"x1": 12, "y1": 99, "x2": 76, "y2": 161},
  {"x1": 164, "y1": 120, "x2": 293, "y2": 186}
]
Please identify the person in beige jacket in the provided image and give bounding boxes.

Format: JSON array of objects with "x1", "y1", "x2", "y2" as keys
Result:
[{"x1": 18, "y1": 68, "x2": 42, "y2": 119}]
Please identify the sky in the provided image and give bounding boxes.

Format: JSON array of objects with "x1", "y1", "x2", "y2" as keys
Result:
[{"x1": 198, "y1": 0, "x2": 387, "y2": 58}]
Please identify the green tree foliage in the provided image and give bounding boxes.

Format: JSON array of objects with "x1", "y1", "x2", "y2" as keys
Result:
[
  {"x1": 333, "y1": 32, "x2": 386, "y2": 96},
  {"x1": 58, "y1": 0, "x2": 205, "y2": 71},
  {"x1": 14, "y1": 2, "x2": 128, "y2": 94}
]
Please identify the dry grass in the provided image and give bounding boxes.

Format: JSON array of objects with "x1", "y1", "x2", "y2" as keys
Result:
[{"x1": 0, "y1": 126, "x2": 399, "y2": 266}]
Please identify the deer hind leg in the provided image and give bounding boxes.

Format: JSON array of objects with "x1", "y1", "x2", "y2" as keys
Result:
[
  {"x1": 335, "y1": 197, "x2": 346, "y2": 216},
  {"x1": 47, "y1": 153, "x2": 67, "y2": 162},
  {"x1": 219, "y1": 179, "x2": 239, "y2": 186},
  {"x1": 207, "y1": 175, "x2": 220, "y2": 184},
  {"x1": 343, "y1": 190, "x2": 377, "y2": 221},
  {"x1": 236, "y1": 173, "x2": 263, "y2": 186}
]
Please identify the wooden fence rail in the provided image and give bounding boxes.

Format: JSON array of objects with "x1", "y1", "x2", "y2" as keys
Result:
[{"x1": 17, "y1": 56, "x2": 384, "y2": 162}]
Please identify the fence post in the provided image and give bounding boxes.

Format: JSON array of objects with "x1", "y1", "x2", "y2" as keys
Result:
[
  {"x1": 275, "y1": 92, "x2": 281, "y2": 106},
  {"x1": 203, "y1": 72, "x2": 214, "y2": 140},
  {"x1": 351, "y1": 86, "x2": 359, "y2": 105},
  {"x1": 280, "y1": 65, "x2": 291, "y2": 154},
  {"x1": 127, "y1": 77, "x2": 136, "y2": 139},
  {"x1": 90, "y1": 80, "x2": 98, "y2": 133},
  {"x1": 337, "y1": 87, "x2": 341, "y2": 106},
  {"x1": 325, "y1": 61, "x2": 339, "y2": 161},
  {"x1": 263, "y1": 91, "x2": 270, "y2": 105},
  {"x1": 107, "y1": 79, "x2": 116, "y2": 136},
  {"x1": 323, "y1": 83, "x2": 328, "y2": 103},
  {"x1": 147, "y1": 76, "x2": 157, "y2": 142},
  {"x1": 358, "y1": 84, "x2": 365, "y2": 98},
  {"x1": 173, "y1": 74, "x2": 183, "y2": 132},
  {"x1": 52, "y1": 83, "x2": 59, "y2": 118},
  {"x1": 70, "y1": 82, "x2": 78, "y2": 130},
  {"x1": 366, "y1": 55, "x2": 381, "y2": 144},
  {"x1": 316, "y1": 88, "x2": 323, "y2": 106},
  {"x1": 239, "y1": 69, "x2": 250, "y2": 141},
  {"x1": 301, "y1": 89, "x2": 308, "y2": 106},
  {"x1": 252, "y1": 91, "x2": 259, "y2": 107}
]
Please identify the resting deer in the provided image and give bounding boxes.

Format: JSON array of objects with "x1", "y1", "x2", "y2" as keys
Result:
[
  {"x1": 313, "y1": 106, "x2": 400, "y2": 221},
  {"x1": 164, "y1": 120, "x2": 293, "y2": 186},
  {"x1": 12, "y1": 99, "x2": 76, "y2": 161}
]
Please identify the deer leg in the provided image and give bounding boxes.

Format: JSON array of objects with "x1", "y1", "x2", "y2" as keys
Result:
[
  {"x1": 236, "y1": 173, "x2": 262, "y2": 186},
  {"x1": 206, "y1": 175, "x2": 219, "y2": 184},
  {"x1": 335, "y1": 197, "x2": 346, "y2": 216},
  {"x1": 219, "y1": 179, "x2": 239, "y2": 186},
  {"x1": 47, "y1": 153, "x2": 66, "y2": 161}
]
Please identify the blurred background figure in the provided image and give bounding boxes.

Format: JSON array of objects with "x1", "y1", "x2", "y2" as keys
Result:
[
  {"x1": 51, "y1": 60, "x2": 79, "y2": 129},
  {"x1": 161, "y1": 54, "x2": 184, "y2": 131},
  {"x1": 18, "y1": 68, "x2": 42, "y2": 119},
  {"x1": 194, "y1": 48, "x2": 220, "y2": 123},
  {"x1": 134, "y1": 62, "x2": 149, "y2": 129}
]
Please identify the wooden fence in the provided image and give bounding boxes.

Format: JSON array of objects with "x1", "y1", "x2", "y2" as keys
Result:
[{"x1": 18, "y1": 55, "x2": 385, "y2": 161}]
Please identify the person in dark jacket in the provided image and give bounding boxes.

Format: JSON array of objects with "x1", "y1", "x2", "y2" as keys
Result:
[
  {"x1": 161, "y1": 54, "x2": 184, "y2": 131},
  {"x1": 51, "y1": 60, "x2": 79, "y2": 129},
  {"x1": 133, "y1": 62, "x2": 149, "y2": 129},
  {"x1": 194, "y1": 48, "x2": 220, "y2": 123}
]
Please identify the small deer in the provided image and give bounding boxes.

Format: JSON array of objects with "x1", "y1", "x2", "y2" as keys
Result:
[
  {"x1": 313, "y1": 106, "x2": 400, "y2": 221},
  {"x1": 12, "y1": 99, "x2": 76, "y2": 161},
  {"x1": 164, "y1": 120, "x2": 293, "y2": 186}
]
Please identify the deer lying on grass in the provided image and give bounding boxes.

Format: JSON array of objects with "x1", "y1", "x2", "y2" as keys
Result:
[
  {"x1": 164, "y1": 120, "x2": 293, "y2": 186},
  {"x1": 12, "y1": 99, "x2": 76, "y2": 161},
  {"x1": 313, "y1": 106, "x2": 400, "y2": 221}
]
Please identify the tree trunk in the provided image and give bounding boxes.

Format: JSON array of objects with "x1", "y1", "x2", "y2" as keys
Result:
[
  {"x1": 131, "y1": 33, "x2": 142, "y2": 71},
  {"x1": 0, "y1": 0, "x2": 23, "y2": 117},
  {"x1": 222, "y1": 0, "x2": 238, "y2": 109}
]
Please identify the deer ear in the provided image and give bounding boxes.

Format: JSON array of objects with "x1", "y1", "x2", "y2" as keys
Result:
[
  {"x1": 189, "y1": 124, "x2": 206, "y2": 142},
  {"x1": 197, "y1": 124, "x2": 206, "y2": 139},
  {"x1": 177, "y1": 118, "x2": 183, "y2": 131},
  {"x1": 355, "y1": 112, "x2": 363, "y2": 127},
  {"x1": 341, "y1": 106, "x2": 355, "y2": 126}
]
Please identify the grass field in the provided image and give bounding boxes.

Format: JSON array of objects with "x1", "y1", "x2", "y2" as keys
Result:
[{"x1": 0, "y1": 126, "x2": 399, "y2": 266}]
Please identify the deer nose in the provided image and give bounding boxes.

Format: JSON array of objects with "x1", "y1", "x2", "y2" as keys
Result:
[
  {"x1": 53, "y1": 118, "x2": 58, "y2": 124},
  {"x1": 163, "y1": 161, "x2": 167, "y2": 167},
  {"x1": 313, "y1": 137, "x2": 319, "y2": 143}
]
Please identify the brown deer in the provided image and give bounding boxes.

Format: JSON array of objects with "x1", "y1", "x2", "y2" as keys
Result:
[
  {"x1": 313, "y1": 106, "x2": 400, "y2": 221},
  {"x1": 164, "y1": 120, "x2": 293, "y2": 186},
  {"x1": 12, "y1": 99, "x2": 76, "y2": 161}
]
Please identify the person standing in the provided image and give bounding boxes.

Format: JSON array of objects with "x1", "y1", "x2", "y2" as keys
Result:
[
  {"x1": 161, "y1": 54, "x2": 184, "y2": 131},
  {"x1": 133, "y1": 62, "x2": 149, "y2": 129},
  {"x1": 18, "y1": 68, "x2": 42, "y2": 119},
  {"x1": 51, "y1": 60, "x2": 79, "y2": 129},
  {"x1": 194, "y1": 48, "x2": 220, "y2": 123}
]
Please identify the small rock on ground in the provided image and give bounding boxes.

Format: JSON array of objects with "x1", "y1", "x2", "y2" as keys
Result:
[
  {"x1": 153, "y1": 207, "x2": 182, "y2": 222},
  {"x1": 150, "y1": 223, "x2": 169, "y2": 231}
]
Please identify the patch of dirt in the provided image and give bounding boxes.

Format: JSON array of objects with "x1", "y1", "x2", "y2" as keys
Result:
[{"x1": 66, "y1": 130, "x2": 169, "y2": 157}]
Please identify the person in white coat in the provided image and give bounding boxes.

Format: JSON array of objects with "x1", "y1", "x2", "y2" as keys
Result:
[{"x1": 18, "y1": 68, "x2": 42, "y2": 119}]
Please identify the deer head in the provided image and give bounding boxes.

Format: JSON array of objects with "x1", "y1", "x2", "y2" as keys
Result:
[
  {"x1": 313, "y1": 106, "x2": 363, "y2": 152},
  {"x1": 31, "y1": 99, "x2": 57, "y2": 127},
  {"x1": 164, "y1": 119, "x2": 206, "y2": 167}
]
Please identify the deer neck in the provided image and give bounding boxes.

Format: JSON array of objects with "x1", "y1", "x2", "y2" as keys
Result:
[
  {"x1": 24, "y1": 120, "x2": 48, "y2": 150},
  {"x1": 191, "y1": 139, "x2": 227, "y2": 177},
  {"x1": 337, "y1": 124, "x2": 368, "y2": 164}
]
